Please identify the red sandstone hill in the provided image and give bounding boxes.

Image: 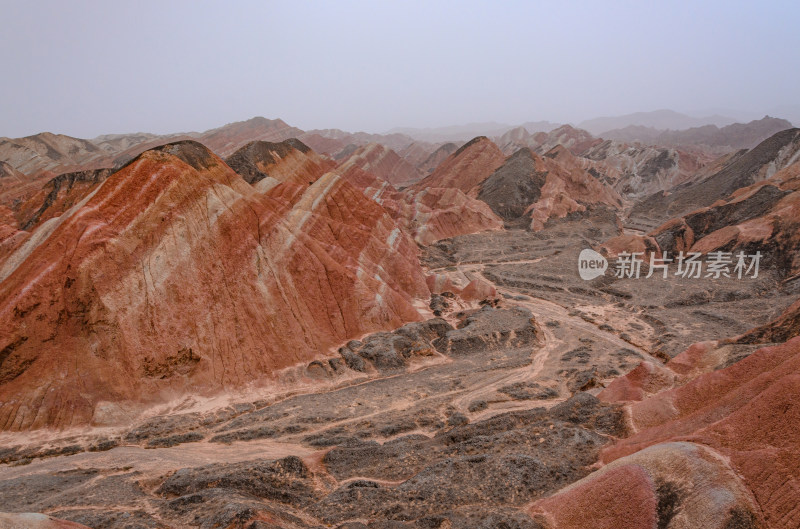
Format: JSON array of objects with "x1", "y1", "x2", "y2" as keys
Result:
[
  {"x1": 529, "y1": 124, "x2": 600, "y2": 155},
  {"x1": 14, "y1": 168, "x2": 115, "y2": 230},
  {"x1": 0, "y1": 141, "x2": 429, "y2": 431},
  {"x1": 603, "y1": 158, "x2": 800, "y2": 281},
  {"x1": 652, "y1": 161, "x2": 800, "y2": 271},
  {"x1": 296, "y1": 133, "x2": 350, "y2": 157},
  {"x1": 530, "y1": 325, "x2": 800, "y2": 527},
  {"x1": 496, "y1": 124, "x2": 600, "y2": 156},
  {"x1": 476, "y1": 145, "x2": 622, "y2": 230},
  {"x1": 299, "y1": 128, "x2": 419, "y2": 154},
  {"x1": 0, "y1": 161, "x2": 45, "y2": 210},
  {"x1": 333, "y1": 150, "x2": 502, "y2": 244},
  {"x1": 412, "y1": 142, "x2": 459, "y2": 175},
  {"x1": 0, "y1": 204, "x2": 27, "y2": 266},
  {"x1": 604, "y1": 130, "x2": 800, "y2": 270},
  {"x1": 0, "y1": 132, "x2": 107, "y2": 174},
  {"x1": 100, "y1": 117, "x2": 305, "y2": 168},
  {"x1": 0, "y1": 117, "x2": 303, "y2": 177},
  {"x1": 0, "y1": 160, "x2": 24, "y2": 181},
  {"x1": 525, "y1": 145, "x2": 622, "y2": 230},
  {"x1": 631, "y1": 128, "x2": 800, "y2": 219},
  {"x1": 561, "y1": 336, "x2": 800, "y2": 528},
  {"x1": 410, "y1": 136, "x2": 506, "y2": 195},
  {"x1": 550, "y1": 143, "x2": 800, "y2": 527},
  {"x1": 387, "y1": 186, "x2": 504, "y2": 245},
  {"x1": 404, "y1": 136, "x2": 622, "y2": 233},
  {"x1": 582, "y1": 140, "x2": 714, "y2": 198},
  {"x1": 601, "y1": 143, "x2": 800, "y2": 346},
  {"x1": 296, "y1": 133, "x2": 446, "y2": 174},
  {"x1": 331, "y1": 143, "x2": 424, "y2": 188},
  {"x1": 223, "y1": 138, "x2": 335, "y2": 189},
  {"x1": 196, "y1": 116, "x2": 304, "y2": 157},
  {"x1": 496, "y1": 125, "x2": 718, "y2": 199}
]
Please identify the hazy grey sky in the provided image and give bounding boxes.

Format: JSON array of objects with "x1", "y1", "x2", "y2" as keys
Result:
[{"x1": 1, "y1": 0, "x2": 798, "y2": 138}]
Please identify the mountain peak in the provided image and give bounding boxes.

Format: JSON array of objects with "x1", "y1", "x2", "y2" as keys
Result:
[
  {"x1": 453, "y1": 135, "x2": 492, "y2": 157},
  {"x1": 580, "y1": 109, "x2": 737, "y2": 135},
  {"x1": 145, "y1": 140, "x2": 219, "y2": 172}
]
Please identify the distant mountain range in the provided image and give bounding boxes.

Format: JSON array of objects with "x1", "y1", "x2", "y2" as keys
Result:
[
  {"x1": 388, "y1": 109, "x2": 797, "y2": 145},
  {"x1": 600, "y1": 116, "x2": 793, "y2": 149},
  {"x1": 767, "y1": 104, "x2": 800, "y2": 127},
  {"x1": 578, "y1": 109, "x2": 738, "y2": 136},
  {"x1": 386, "y1": 121, "x2": 561, "y2": 142}
]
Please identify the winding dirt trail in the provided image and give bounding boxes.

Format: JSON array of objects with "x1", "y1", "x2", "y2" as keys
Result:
[
  {"x1": 452, "y1": 260, "x2": 658, "y2": 360},
  {"x1": 437, "y1": 259, "x2": 663, "y2": 417}
]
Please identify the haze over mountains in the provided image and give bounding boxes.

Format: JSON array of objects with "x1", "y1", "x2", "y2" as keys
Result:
[
  {"x1": 390, "y1": 110, "x2": 794, "y2": 146},
  {"x1": 3, "y1": 0, "x2": 800, "y2": 524},
  {"x1": 2, "y1": 109, "x2": 792, "y2": 179},
  {"x1": 578, "y1": 109, "x2": 739, "y2": 135},
  {"x1": 386, "y1": 121, "x2": 562, "y2": 143},
  {"x1": 2, "y1": 108, "x2": 800, "y2": 528},
  {"x1": 600, "y1": 116, "x2": 793, "y2": 150}
]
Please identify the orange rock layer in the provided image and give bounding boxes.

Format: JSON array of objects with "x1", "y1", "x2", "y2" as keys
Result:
[{"x1": 0, "y1": 141, "x2": 429, "y2": 430}]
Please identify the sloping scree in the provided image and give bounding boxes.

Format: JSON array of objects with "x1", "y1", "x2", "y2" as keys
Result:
[
  {"x1": 339, "y1": 319, "x2": 453, "y2": 373},
  {"x1": 322, "y1": 394, "x2": 626, "y2": 504},
  {"x1": 157, "y1": 456, "x2": 318, "y2": 507},
  {"x1": 433, "y1": 306, "x2": 540, "y2": 356}
]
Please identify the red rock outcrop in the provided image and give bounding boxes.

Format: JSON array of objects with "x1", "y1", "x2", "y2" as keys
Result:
[
  {"x1": 523, "y1": 146, "x2": 622, "y2": 230},
  {"x1": 296, "y1": 133, "x2": 349, "y2": 157},
  {"x1": 87, "y1": 117, "x2": 307, "y2": 168},
  {"x1": 426, "y1": 273, "x2": 496, "y2": 302},
  {"x1": 599, "y1": 233, "x2": 659, "y2": 258},
  {"x1": 533, "y1": 335, "x2": 799, "y2": 527},
  {"x1": 394, "y1": 137, "x2": 621, "y2": 236},
  {"x1": 597, "y1": 341, "x2": 717, "y2": 403},
  {"x1": 497, "y1": 125, "x2": 600, "y2": 156},
  {"x1": 474, "y1": 146, "x2": 621, "y2": 230},
  {"x1": 631, "y1": 128, "x2": 800, "y2": 219},
  {"x1": 417, "y1": 143, "x2": 459, "y2": 175},
  {"x1": 495, "y1": 126, "x2": 532, "y2": 154},
  {"x1": 14, "y1": 168, "x2": 114, "y2": 230},
  {"x1": 300, "y1": 128, "x2": 420, "y2": 154},
  {"x1": 582, "y1": 140, "x2": 714, "y2": 198},
  {"x1": 0, "y1": 132, "x2": 109, "y2": 175},
  {"x1": 394, "y1": 187, "x2": 503, "y2": 244},
  {"x1": 594, "y1": 336, "x2": 800, "y2": 528},
  {"x1": 0, "y1": 141, "x2": 429, "y2": 430},
  {"x1": 410, "y1": 136, "x2": 506, "y2": 195},
  {"x1": 0, "y1": 161, "x2": 42, "y2": 209},
  {"x1": 738, "y1": 297, "x2": 800, "y2": 344},
  {"x1": 606, "y1": 160, "x2": 800, "y2": 276},
  {"x1": 398, "y1": 142, "x2": 454, "y2": 175},
  {"x1": 0, "y1": 160, "x2": 24, "y2": 181},
  {"x1": 0, "y1": 117, "x2": 303, "y2": 177},
  {"x1": 224, "y1": 138, "x2": 335, "y2": 189},
  {"x1": 529, "y1": 124, "x2": 600, "y2": 155},
  {"x1": 335, "y1": 143, "x2": 423, "y2": 187},
  {"x1": 334, "y1": 159, "x2": 503, "y2": 245},
  {"x1": 197, "y1": 116, "x2": 304, "y2": 157},
  {"x1": 529, "y1": 441, "x2": 762, "y2": 528},
  {"x1": 0, "y1": 205, "x2": 29, "y2": 266}
]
